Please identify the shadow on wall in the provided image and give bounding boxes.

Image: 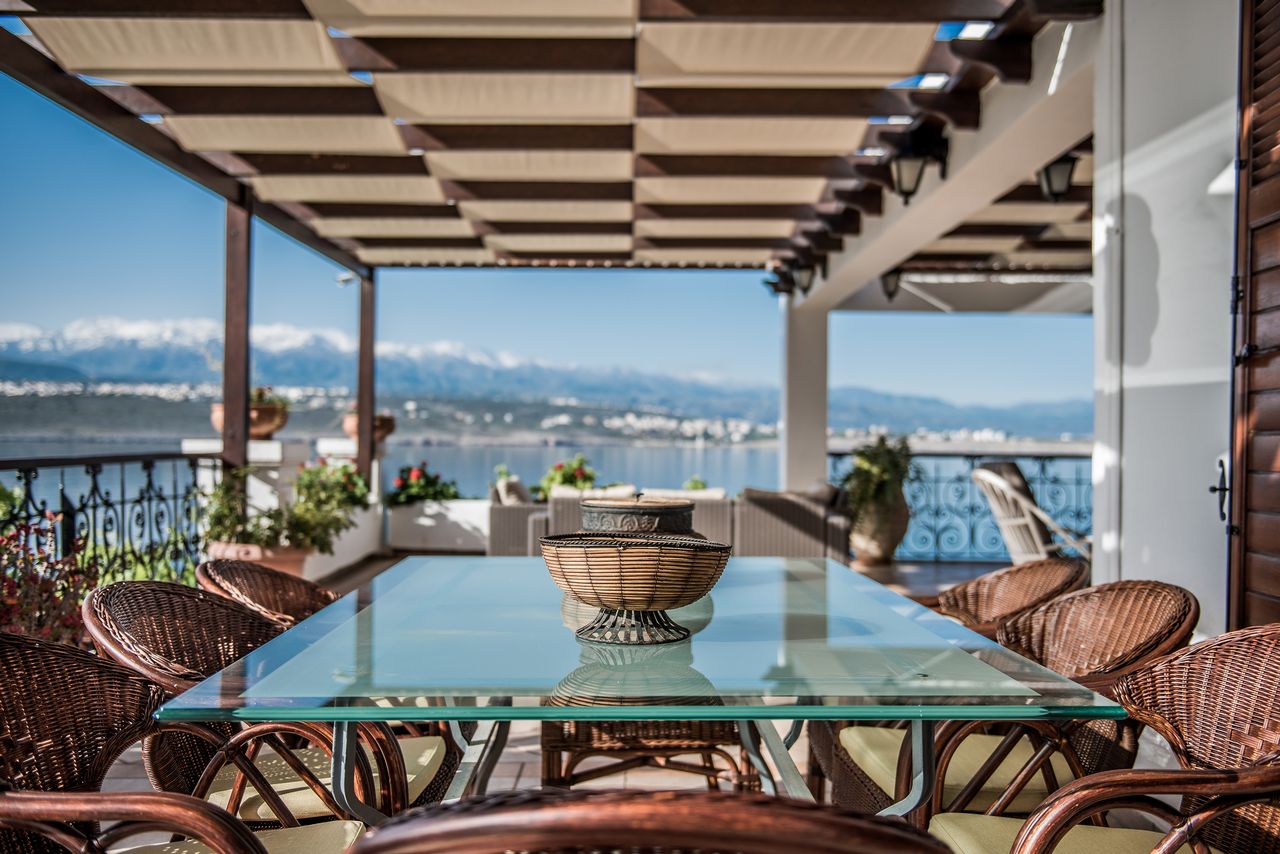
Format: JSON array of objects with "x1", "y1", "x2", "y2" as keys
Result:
[{"x1": 1110, "y1": 193, "x2": 1160, "y2": 368}]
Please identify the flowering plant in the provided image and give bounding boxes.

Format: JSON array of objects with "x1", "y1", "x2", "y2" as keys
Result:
[
  {"x1": 295, "y1": 459, "x2": 369, "y2": 511},
  {"x1": 538, "y1": 453, "x2": 596, "y2": 498},
  {"x1": 386, "y1": 460, "x2": 461, "y2": 506},
  {"x1": 1, "y1": 520, "x2": 99, "y2": 648}
]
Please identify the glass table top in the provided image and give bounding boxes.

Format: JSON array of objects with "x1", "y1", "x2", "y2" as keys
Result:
[{"x1": 157, "y1": 557, "x2": 1124, "y2": 723}]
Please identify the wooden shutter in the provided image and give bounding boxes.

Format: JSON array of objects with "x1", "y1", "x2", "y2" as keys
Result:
[{"x1": 1231, "y1": 0, "x2": 1280, "y2": 627}]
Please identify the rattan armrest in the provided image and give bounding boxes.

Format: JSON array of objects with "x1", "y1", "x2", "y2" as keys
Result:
[
  {"x1": 0, "y1": 785, "x2": 268, "y2": 854},
  {"x1": 1012, "y1": 764, "x2": 1280, "y2": 854}
]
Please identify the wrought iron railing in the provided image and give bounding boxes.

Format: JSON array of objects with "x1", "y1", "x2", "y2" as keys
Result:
[
  {"x1": 894, "y1": 452, "x2": 1091, "y2": 562},
  {"x1": 0, "y1": 452, "x2": 222, "y2": 585}
]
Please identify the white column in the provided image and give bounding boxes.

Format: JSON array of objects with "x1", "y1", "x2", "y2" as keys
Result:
[
  {"x1": 779, "y1": 295, "x2": 829, "y2": 490},
  {"x1": 1092, "y1": 0, "x2": 1237, "y2": 635}
]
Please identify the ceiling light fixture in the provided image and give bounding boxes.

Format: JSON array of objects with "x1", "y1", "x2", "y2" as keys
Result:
[{"x1": 1037, "y1": 152, "x2": 1080, "y2": 202}]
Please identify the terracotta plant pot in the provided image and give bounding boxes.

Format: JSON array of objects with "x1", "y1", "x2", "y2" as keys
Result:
[
  {"x1": 210, "y1": 403, "x2": 289, "y2": 440},
  {"x1": 849, "y1": 491, "x2": 911, "y2": 566},
  {"x1": 206, "y1": 541, "x2": 310, "y2": 577},
  {"x1": 341, "y1": 412, "x2": 396, "y2": 444}
]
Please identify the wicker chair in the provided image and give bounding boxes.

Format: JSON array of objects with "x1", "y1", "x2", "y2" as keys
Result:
[
  {"x1": 922, "y1": 557, "x2": 1090, "y2": 639},
  {"x1": 82, "y1": 581, "x2": 457, "y2": 822},
  {"x1": 972, "y1": 462, "x2": 1091, "y2": 564},
  {"x1": 197, "y1": 559, "x2": 339, "y2": 626},
  {"x1": 350, "y1": 790, "x2": 950, "y2": 854},
  {"x1": 812, "y1": 581, "x2": 1198, "y2": 821},
  {"x1": 0, "y1": 632, "x2": 363, "y2": 853},
  {"x1": 930, "y1": 622, "x2": 1280, "y2": 853}
]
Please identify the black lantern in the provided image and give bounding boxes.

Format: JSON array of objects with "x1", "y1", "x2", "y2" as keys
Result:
[
  {"x1": 793, "y1": 266, "x2": 816, "y2": 293},
  {"x1": 1037, "y1": 152, "x2": 1079, "y2": 202},
  {"x1": 881, "y1": 269, "x2": 902, "y2": 302},
  {"x1": 889, "y1": 124, "x2": 949, "y2": 206},
  {"x1": 891, "y1": 155, "x2": 929, "y2": 206}
]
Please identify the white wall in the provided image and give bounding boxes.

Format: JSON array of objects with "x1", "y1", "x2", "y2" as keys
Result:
[{"x1": 1093, "y1": 0, "x2": 1238, "y2": 635}]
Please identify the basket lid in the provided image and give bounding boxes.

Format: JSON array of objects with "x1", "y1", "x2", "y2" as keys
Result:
[{"x1": 580, "y1": 498, "x2": 695, "y2": 512}]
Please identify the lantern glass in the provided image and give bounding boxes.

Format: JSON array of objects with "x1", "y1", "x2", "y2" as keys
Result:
[
  {"x1": 892, "y1": 155, "x2": 928, "y2": 205},
  {"x1": 1038, "y1": 153, "x2": 1079, "y2": 202}
]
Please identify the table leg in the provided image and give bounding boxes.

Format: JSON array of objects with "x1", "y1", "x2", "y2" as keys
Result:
[
  {"x1": 877, "y1": 720, "x2": 937, "y2": 817},
  {"x1": 736, "y1": 720, "x2": 816, "y2": 802},
  {"x1": 330, "y1": 721, "x2": 391, "y2": 827},
  {"x1": 443, "y1": 719, "x2": 510, "y2": 802}
]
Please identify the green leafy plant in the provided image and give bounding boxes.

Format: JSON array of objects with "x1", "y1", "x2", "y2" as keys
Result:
[
  {"x1": 493, "y1": 463, "x2": 512, "y2": 481},
  {"x1": 295, "y1": 458, "x2": 369, "y2": 511},
  {"x1": 1, "y1": 521, "x2": 99, "y2": 648},
  {"x1": 386, "y1": 460, "x2": 461, "y2": 506},
  {"x1": 250, "y1": 386, "x2": 289, "y2": 409},
  {"x1": 0, "y1": 483, "x2": 22, "y2": 530},
  {"x1": 204, "y1": 467, "x2": 356, "y2": 555},
  {"x1": 538, "y1": 453, "x2": 596, "y2": 499},
  {"x1": 682, "y1": 475, "x2": 708, "y2": 491},
  {"x1": 838, "y1": 436, "x2": 914, "y2": 527}
]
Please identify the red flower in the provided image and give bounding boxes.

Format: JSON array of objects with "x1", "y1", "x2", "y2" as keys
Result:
[
  {"x1": 554, "y1": 463, "x2": 565, "y2": 471},
  {"x1": 317, "y1": 457, "x2": 328, "y2": 466},
  {"x1": 573, "y1": 467, "x2": 586, "y2": 479},
  {"x1": 393, "y1": 477, "x2": 405, "y2": 489},
  {"x1": 409, "y1": 468, "x2": 424, "y2": 481}
]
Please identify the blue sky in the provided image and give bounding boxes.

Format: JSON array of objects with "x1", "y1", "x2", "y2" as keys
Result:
[{"x1": 0, "y1": 72, "x2": 1093, "y2": 406}]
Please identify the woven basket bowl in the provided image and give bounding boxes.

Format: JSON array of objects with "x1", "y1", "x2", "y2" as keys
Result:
[{"x1": 539, "y1": 533, "x2": 730, "y2": 612}]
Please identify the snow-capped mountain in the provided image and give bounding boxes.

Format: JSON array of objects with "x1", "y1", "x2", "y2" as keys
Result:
[{"x1": 0, "y1": 318, "x2": 1093, "y2": 437}]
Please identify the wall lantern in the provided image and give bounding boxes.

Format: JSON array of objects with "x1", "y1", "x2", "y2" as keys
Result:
[
  {"x1": 793, "y1": 266, "x2": 816, "y2": 293},
  {"x1": 890, "y1": 125, "x2": 950, "y2": 206},
  {"x1": 1037, "y1": 152, "x2": 1079, "y2": 202},
  {"x1": 881, "y1": 269, "x2": 903, "y2": 302}
]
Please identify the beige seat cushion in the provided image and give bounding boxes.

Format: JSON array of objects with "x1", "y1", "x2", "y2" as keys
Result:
[
  {"x1": 116, "y1": 819, "x2": 363, "y2": 853},
  {"x1": 929, "y1": 813, "x2": 1221, "y2": 854},
  {"x1": 840, "y1": 725, "x2": 1075, "y2": 814},
  {"x1": 205, "y1": 736, "x2": 445, "y2": 822}
]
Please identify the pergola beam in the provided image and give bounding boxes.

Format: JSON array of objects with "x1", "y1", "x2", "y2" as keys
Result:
[
  {"x1": 636, "y1": 88, "x2": 910, "y2": 118},
  {"x1": 355, "y1": 38, "x2": 636, "y2": 72},
  {"x1": 222, "y1": 194, "x2": 252, "y2": 470},
  {"x1": 0, "y1": 29, "x2": 370, "y2": 278},
  {"x1": 635, "y1": 155, "x2": 860, "y2": 177},
  {"x1": 639, "y1": 0, "x2": 1010, "y2": 21},
  {"x1": 355, "y1": 273, "x2": 376, "y2": 482}
]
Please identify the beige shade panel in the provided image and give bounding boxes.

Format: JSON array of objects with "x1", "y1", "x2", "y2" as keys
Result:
[
  {"x1": 303, "y1": 0, "x2": 637, "y2": 37},
  {"x1": 1041, "y1": 221, "x2": 1092, "y2": 240},
  {"x1": 635, "y1": 118, "x2": 867, "y2": 155},
  {"x1": 165, "y1": 116, "x2": 407, "y2": 154},
  {"x1": 634, "y1": 219, "x2": 797, "y2": 238},
  {"x1": 637, "y1": 22, "x2": 935, "y2": 88},
  {"x1": 635, "y1": 177, "x2": 826, "y2": 204},
  {"x1": 26, "y1": 18, "x2": 350, "y2": 84},
  {"x1": 251, "y1": 175, "x2": 445, "y2": 203},
  {"x1": 309, "y1": 217, "x2": 476, "y2": 238},
  {"x1": 968, "y1": 203, "x2": 1090, "y2": 224},
  {"x1": 1002, "y1": 250, "x2": 1094, "y2": 268},
  {"x1": 374, "y1": 73, "x2": 634, "y2": 124},
  {"x1": 356, "y1": 247, "x2": 496, "y2": 265},
  {"x1": 484, "y1": 234, "x2": 633, "y2": 253},
  {"x1": 1073, "y1": 153, "x2": 1094, "y2": 184},
  {"x1": 923, "y1": 236, "x2": 1028, "y2": 254},
  {"x1": 425, "y1": 150, "x2": 633, "y2": 181},
  {"x1": 634, "y1": 248, "x2": 773, "y2": 265},
  {"x1": 458, "y1": 200, "x2": 632, "y2": 221}
]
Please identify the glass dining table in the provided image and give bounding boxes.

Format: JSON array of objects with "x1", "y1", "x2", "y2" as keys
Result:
[{"x1": 157, "y1": 556, "x2": 1123, "y2": 824}]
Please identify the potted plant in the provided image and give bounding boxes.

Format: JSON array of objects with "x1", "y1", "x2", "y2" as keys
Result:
[
  {"x1": 385, "y1": 461, "x2": 489, "y2": 552},
  {"x1": 537, "y1": 453, "x2": 596, "y2": 500},
  {"x1": 204, "y1": 463, "x2": 360, "y2": 576},
  {"x1": 341, "y1": 406, "x2": 397, "y2": 444},
  {"x1": 682, "y1": 476, "x2": 708, "y2": 491},
  {"x1": 839, "y1": 436, "x2": 914, "y2": 566},
  {"x1": 210, "y1": 386, "x2": 290, "y2": 440},
  {"x1": 1, "y1": 519, "x2": 99, "y2": 648}
]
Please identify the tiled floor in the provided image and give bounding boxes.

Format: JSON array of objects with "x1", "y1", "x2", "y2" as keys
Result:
[{"x1": 103, "y1": 558, "x2": 995, "y2": 806}]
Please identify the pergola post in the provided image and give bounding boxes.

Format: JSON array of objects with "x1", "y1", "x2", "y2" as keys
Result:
[
  {"x1": 779, "y1": 294, "x2": 829, "y2": 490},
  {"x1": 355, "y1": 271, "x2": 377, "y2": 483},
  {"x1": 221, "y1": 191, "x2": 252, "y2": 470}
]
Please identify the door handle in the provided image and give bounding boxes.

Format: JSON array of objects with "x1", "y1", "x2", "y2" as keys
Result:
[{"x1": 1208, "y1": 459, "x2": 1229, "y2": 522}]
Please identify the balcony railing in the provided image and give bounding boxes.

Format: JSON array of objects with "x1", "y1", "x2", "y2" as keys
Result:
[
  {"x1": 895, "y1": 452, "x2": 1092, "y2": 562},
  {"x1": 0, "y1": 452, "x2": 222, "y2": 585}
]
